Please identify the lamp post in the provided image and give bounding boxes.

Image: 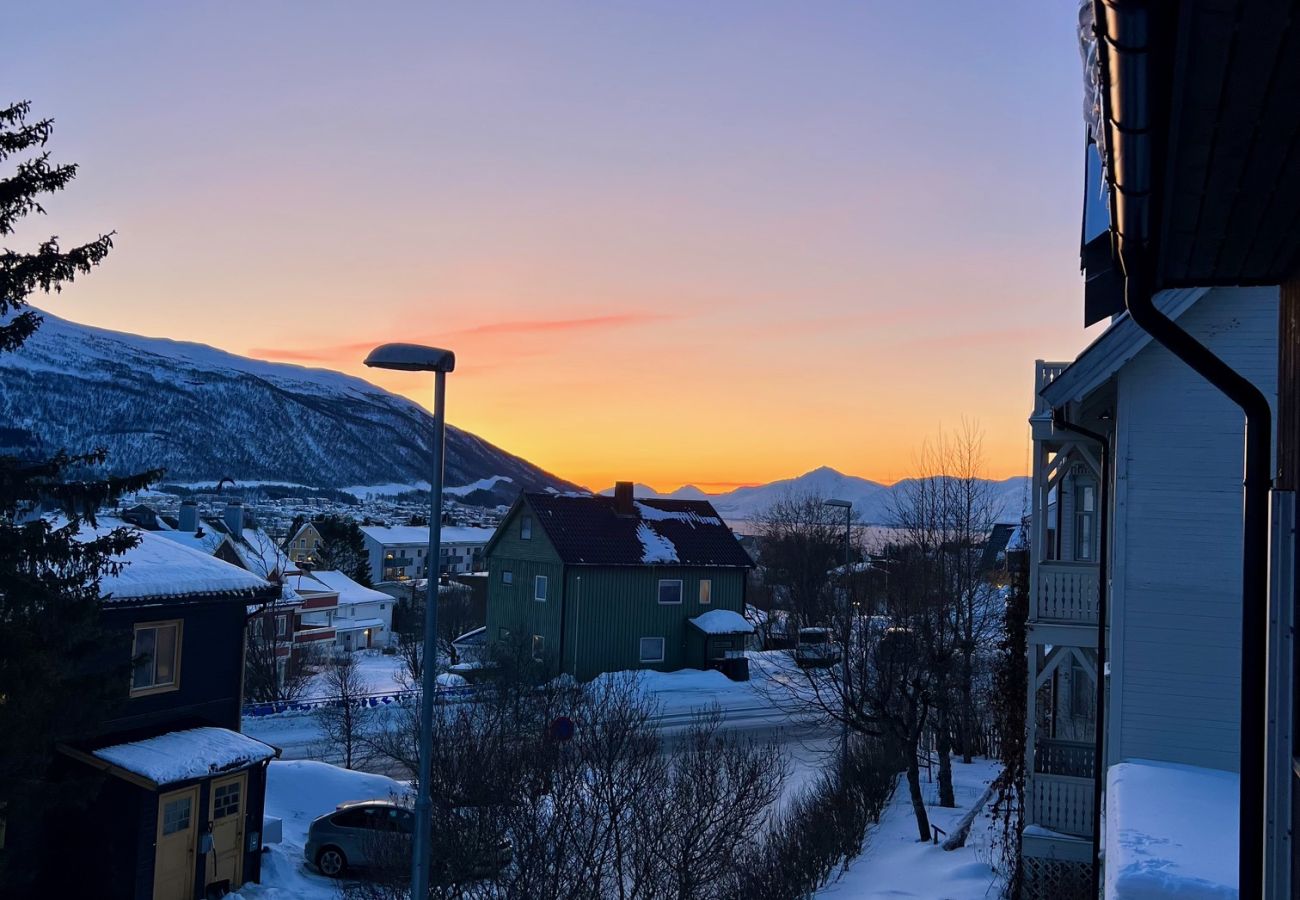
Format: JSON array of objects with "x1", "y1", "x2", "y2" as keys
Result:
[
  {"x1": 823, "y1": 498, "x2": 852, "y2": 775},
  {"x1": 364, "y1": 342, "x2": 454, "y2": 899}
]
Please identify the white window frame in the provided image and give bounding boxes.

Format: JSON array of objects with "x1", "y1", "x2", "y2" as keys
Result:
[
  {"x1": 535, "y1": 575, "x2": 548, "y2": 602},
  {"x1": 657, "y1": 579, "x2": 683, "y2": 605},
  {"x1": 639, "y1": 636, "x2": 665, "y2": 663},
  {"x1": 276, "y1": 615, "x2": 287, "y2": 637},
  {"x1": 699, "y1": 579, "x2": 712, "y2": 605}
]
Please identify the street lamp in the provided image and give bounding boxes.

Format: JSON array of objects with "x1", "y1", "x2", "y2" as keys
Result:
[
  {"x1": 823, "y1": 498, "x2": 852, "y2": 775},
  {"x1": 364, "y1": 342, "x2": 454, "y2": 899}
]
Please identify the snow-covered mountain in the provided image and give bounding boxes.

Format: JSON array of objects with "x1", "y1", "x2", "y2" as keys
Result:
[
  {"x1": 0, "y1": 311, "x2": 578, "y2": 501},
  {"x1": 602, "y1": 466, "x2": 1029, "y2": 524}
]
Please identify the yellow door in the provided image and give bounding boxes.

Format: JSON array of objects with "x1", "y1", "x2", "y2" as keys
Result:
[
  {"x1": 153, "y1": 786, "x2": 198, "y2": 900},
  {"x1": 209, "y1": 772, "x2": 247, "y2": 888}
]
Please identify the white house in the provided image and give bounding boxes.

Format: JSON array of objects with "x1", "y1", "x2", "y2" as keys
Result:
[
  {"x1": 359, "y1": 524, "x2": 494, "y2": 583},
  {"x1": 293, "y1": 569, "x2": 395, "y2": 652},
  {"x1": 1021, "y1": 286, "x2": 1278, "y2": 898}
]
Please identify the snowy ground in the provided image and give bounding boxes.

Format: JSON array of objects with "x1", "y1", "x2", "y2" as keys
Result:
[
  {"x1": 231, "y1": 760, "x2": 409, "y2": 900},
  {"x1": 300, "y1": 649, "x2": 410, "y2": 700},
  {"x1": 816, "y1": 757, "x2": 1004, "y2": 900}
]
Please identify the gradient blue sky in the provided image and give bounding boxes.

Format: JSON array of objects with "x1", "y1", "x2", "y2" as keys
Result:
[{"x1": 6, "y1": 2, "x2": 1097, "y2": 489}]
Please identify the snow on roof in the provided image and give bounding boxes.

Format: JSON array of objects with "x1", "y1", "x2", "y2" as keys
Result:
[
  {"x1": 1105, "y1": 759, "x2": 1237, "y2": 899},
  {"x1": 359, "y1": 524, "x2": 495, "y2": 546},
  {"x1": 633, "y1": 501, "x2": 722, "y2": 526},
  {"x1": 297, "y1": 569, "x2": 391, "y2": 605},
  {"x1": 1005, "y1": 524, "x2": 1027, "y2": 552},
  {"x1": 233, "y1": 527, "x2": 293, "y2": 579},
  {"x1": 152, "y1": 528, "x2": 228, "y2": 556},
  {"x1": 635, "y1": 521, "x2": 680, "y2": 564},
  {"x1": 452, "y1": 625, "x2": 487, "y2": 646},
  {"x1": 93, "y1": 727, "x2": 277, "y2": 785},
  {"x1": 689, "y1": 609, "x2": 755, "y2": 635},
  {"x1": 84, "y1": 522, "x2": 271, "y2": 603}
]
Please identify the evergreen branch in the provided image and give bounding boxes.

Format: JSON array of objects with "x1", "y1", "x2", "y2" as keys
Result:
[
  {"x1": 0, "y1": 233, "x2": 114, "y2": 312},
  {"x1": 0, "y1": 117, "x2": 54, "y2": 163},
  {"x1": 0, "y1": 154, "x2": 79, "y2": 236}
]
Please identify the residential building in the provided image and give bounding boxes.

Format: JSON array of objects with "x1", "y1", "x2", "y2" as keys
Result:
[
  {"x1": 41, "y1": 524, "x2": 280, "y2": 900},
  {"x1": 360, "y1": 523, "x2": 494, "y2": 582},
  {"x1": 483, "y1": 483, "x2": 754, "y2": 680},
  {"x1": 294, "y1": 568, "x2": 395, "y2": 651},
  {"x1": 1020, "y1": 7, "x2": 1300, "y2": 898},
  {"x1": 285, "y1": 520, "x2": 324, "y2": 566}
]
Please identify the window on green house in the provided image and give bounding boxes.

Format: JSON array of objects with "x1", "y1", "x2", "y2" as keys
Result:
[
  {"x1": 639, "y1": 636, "x2": 665, "y2": 663},
  {"x1": 502, "y1": 570, "x2": 513, "y2": 585},
  {"x1": 535, "y1": 575, "x2": 548, "y2": 602},
  {"x1": 521, "y1": 516, "x2": 533, "y2": 540},
  {"x1": 699, "y1": 580, "x2": 712, "y2": 605},
  {"x1": 532, "y1": 634, "x2": 545, "y2": 661},
  {"x1": 657, "y1": 580, "x2": 682, "y2": 605}
]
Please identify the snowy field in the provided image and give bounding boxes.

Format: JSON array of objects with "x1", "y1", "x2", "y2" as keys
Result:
[
  {"x1": 816, "y1": 756, "x2": 1003, "y2": 899},
  {"x1": 300, "y1": 649, "x2": 410, "y2": 700}
]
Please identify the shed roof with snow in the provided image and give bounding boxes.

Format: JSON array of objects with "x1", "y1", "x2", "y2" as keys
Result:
[{"x1": 496, "y1": 492, "x2": 753, "y2": 568}]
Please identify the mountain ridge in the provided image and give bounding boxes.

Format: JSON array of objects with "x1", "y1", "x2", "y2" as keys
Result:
[
  {"x1": 598, "y1": 465, "x2": 1028, "y2": 524},
  {"x1": 0, "y1": 310, "x2": 579, "y2": 502}
]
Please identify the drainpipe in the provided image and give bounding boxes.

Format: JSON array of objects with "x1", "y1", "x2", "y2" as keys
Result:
[
  {"x1": 1053, "y1": 410, "x2": 1110, "y2": 898},
  {"x1": 1122, "y1": 274, "x2": 1273, "y2": 900},
  {"x1": 1092, "y1": 3, "x2": 1274, "y2": 892}
]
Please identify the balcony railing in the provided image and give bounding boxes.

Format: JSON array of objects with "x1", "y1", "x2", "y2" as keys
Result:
[
  {"x1": 1031, "y1": 773, "x2": 1094, "y2": 837},
  {"x1": 1033, "y1": 360, "x2": 1070, "y2": 418},
  {"x1": 1034, "y1": 738, "x2": 1096, "y2": 779},
  {"x1": 1035, "y1": 562, "x2": 1099, "y2": 624}
]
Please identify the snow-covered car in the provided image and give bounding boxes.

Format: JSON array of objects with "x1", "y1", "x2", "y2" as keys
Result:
[
  {"x1": 305, "y1": 799, "x2": 512, "y2": 881},
  {"x1": 794, "y1": 627, "x2": 842, "y2": 668}
]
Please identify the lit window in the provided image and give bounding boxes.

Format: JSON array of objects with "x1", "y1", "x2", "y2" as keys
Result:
[
  {"x1": 639, "y1": 637, "x2": 665, "y2": 663},
  {"x1": 521, "y1": 516, "x2": 533, "y2": 540},
  {"x1": 131, "y1": 620, "x2": 182, "y2": 695},
  {"x1": 657, "y1": 580, "x2": 683, "y2": 605},
  {"x1": 699, "y1": 580, "x2": 712, "y2": 605},
  {"x1": 535, "y1": 575, "x2": 548, "y2": 602}
]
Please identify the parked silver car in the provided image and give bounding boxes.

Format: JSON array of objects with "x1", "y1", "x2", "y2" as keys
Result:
[{"x1": 305, "y1": 799, "x2": 512, "y2": 882}]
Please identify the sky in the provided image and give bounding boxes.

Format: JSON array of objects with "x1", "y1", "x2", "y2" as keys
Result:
[{"x1": 6, "y1": 2, "x2": 1100, "y2": 492}]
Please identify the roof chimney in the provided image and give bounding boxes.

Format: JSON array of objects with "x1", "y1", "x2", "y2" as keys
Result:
[
  {"x1": 224, "y1": 499, "x2": 245, "y2": 535},
  {"x1": 179, "y1": 500, "x2": 198, "y2": 532},
  {"x1": 614, "y1": 481, "x2": 634, "y2": 516}
]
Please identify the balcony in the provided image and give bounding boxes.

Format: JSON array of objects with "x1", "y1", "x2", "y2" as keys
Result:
[
  {"x1": 1035, "y1": 562, "x2": 1099, "y2": 625},
  {"x1": 1030, "y1": 772, "x2": 1094, "y2": 837},
  {"x1": 1034, "y1": 738, "x2": 1095, "y2": 779}
]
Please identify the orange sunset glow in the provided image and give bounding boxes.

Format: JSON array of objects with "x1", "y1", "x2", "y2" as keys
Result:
[{"x1": 9, "y1": 2, "x2": 1100, "y2": 491}]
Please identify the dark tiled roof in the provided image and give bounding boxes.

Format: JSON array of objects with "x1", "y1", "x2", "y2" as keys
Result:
[{"x1": 522, "y1": 493, "x2": 753, "y2": 568}]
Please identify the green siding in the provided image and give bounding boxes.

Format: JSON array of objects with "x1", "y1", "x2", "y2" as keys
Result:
[
  {"x1": 485, "y1": 501, "x2": 567, "y2": 666},
  {"x1": 560, "y1": 567, "x2": 745, "y2": 681}
]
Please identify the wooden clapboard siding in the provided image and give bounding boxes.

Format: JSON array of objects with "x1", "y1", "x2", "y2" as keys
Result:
[{"x1": 1111, "y1": 285, "x2": 1279, "y2": 771}]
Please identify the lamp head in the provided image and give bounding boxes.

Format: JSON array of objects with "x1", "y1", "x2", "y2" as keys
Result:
[{"x1": 364, "y1": 343, "x2": 455, "y2": 373}]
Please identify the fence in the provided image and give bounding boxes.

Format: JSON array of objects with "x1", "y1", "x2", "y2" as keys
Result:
[{"x1": 242, "y1": 683, "x2": 479, "y2": 718}]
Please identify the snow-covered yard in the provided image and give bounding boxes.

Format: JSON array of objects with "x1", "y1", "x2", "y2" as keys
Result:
[
  {"x1": 301, "y1": 649, "x2": 410, "y2": 700},
  {"x1": 231, "y1": 760, "x2": 409, "y2": 899},
  {"x1": 816, "y1": 757, "x2": 1004, "y2": 900}
]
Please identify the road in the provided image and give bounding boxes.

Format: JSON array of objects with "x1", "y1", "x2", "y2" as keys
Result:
[{"x1": 245, "y1": 698, "x2": 839, "y2": 784}]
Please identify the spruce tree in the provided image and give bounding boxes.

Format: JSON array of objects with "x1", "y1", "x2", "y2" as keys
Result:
[{"x1": 0, "y1": 100, "x2": 161, "y2": 893}]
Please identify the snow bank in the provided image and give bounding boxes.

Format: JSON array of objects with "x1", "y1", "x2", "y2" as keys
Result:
[
  {"x1": 94, "y1": 727, "x2": 276, "y2": 785},
  {"x1": 1105, "y1": 760, "x2": 1238, "y2": 900},
  {"x1": 689, "y1": 609, "x2": 755, "y2": 634},
  {"x1": 635, "y1": 521, "x2": 679, "y2": 563}
]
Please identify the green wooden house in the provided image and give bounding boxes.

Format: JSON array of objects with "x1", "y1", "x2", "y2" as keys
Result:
[{"x1": 483, "y1": 483, "x2": 755, "y2": 681}]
